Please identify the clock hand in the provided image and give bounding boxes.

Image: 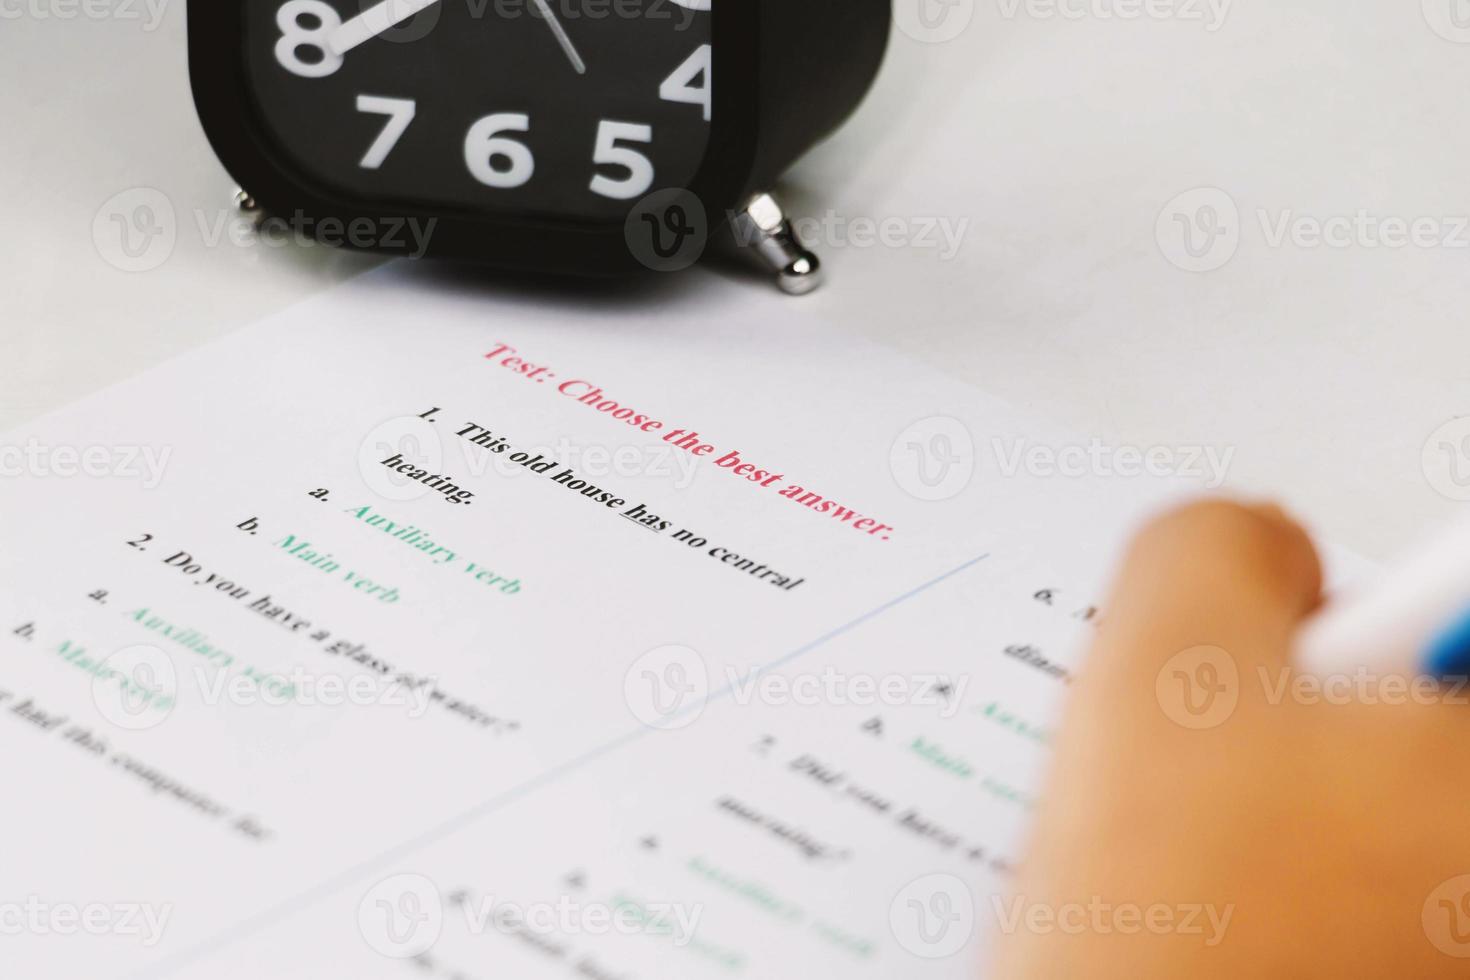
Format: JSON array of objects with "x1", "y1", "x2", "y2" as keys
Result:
[
  {"x1": 329, "y1": 0, "x2": 444, "y2": 57},
  {"x1": 530, "y1": 0, "x2": 586, "y2": 74}
]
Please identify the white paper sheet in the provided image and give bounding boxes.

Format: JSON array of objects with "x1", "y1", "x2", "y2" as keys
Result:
[{"x1": 0, "y1": 264, "x2": 1193, "y2": 978}]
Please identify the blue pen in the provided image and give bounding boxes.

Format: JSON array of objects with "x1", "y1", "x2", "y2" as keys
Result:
[
  {"x1": 1424, "y1": 605, "x2": 1470, "y2": 680},
  {"x1": 1297, "y1": 518, "x2": 1470, "y2": 678}
]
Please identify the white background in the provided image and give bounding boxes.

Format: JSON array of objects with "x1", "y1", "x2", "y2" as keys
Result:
[{"x1": 3, "y1": 0, "x2": 1469, "y2": 559}]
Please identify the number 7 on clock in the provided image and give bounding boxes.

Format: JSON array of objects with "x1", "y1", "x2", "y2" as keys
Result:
[{"x1": 355, "y1": 95, "x2": 417, "y2": 170}]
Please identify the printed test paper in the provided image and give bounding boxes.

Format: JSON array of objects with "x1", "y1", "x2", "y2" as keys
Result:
[{"x1": 0, "y1": 266, "x2": 1188, "y2": 979}]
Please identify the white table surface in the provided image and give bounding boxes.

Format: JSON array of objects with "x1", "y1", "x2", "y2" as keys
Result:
[{"x1": 4, "y1": 0, "x2": 1468, "y2": 561}]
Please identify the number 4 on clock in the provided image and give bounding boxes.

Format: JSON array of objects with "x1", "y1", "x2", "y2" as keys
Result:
[{"x1": 659, "y1": 44, "x2": 711, "y2": 121}]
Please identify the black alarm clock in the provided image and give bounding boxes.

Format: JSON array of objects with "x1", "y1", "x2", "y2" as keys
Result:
[{"x1": 187, "y1": 0, "x2": 891, "y2": 292}]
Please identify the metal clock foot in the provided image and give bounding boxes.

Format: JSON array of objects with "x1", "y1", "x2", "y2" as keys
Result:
[
  {"x1": 734, "y1": 192, "x2": 823, "y2": 296},
  {"x1": 233, "y1": 187, "x2": 261, "y2": 218}
]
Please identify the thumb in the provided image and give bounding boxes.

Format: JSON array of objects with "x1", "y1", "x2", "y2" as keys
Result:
[{"x1": 1085, "y1": 500, "x2": 1322, "y2": 695}]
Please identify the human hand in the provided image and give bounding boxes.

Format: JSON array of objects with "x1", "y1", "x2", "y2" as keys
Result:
[{"x1": 993, "y1": 500, "x2": 1470, "y2": 978}]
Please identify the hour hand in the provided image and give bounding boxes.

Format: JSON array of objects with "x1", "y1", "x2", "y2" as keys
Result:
[{"x1": 330, "y1": 0, "x2": 445, "y2": 57}]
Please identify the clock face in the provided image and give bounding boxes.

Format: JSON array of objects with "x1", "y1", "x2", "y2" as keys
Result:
[{"x1": 243, "y1": 0, "x2": 713, "y2": 223}]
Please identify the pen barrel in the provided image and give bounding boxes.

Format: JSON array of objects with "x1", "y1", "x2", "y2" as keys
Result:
[{"x1": 1295, "y1": 517, "x2": 1470, "y2": 676}]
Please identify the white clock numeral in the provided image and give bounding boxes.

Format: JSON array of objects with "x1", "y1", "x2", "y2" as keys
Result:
[
  {"x1": 465, "y1": 113, "x2": 535, "y2": 188},
  {"x1": 356, "y1": 96, "x2": 417, "y2": 169},
  {"x1": 659, "y1": 44, "x2": 712, "y2": 121},
  {"x1": 275, "y1": 0, "x2": 345, "y2": 78},
  {"x1": 589, "y1": 121, "x2": 655, "y2": 200}
]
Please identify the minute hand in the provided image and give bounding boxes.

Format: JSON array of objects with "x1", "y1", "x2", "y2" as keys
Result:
[{"x1": 330, "y1": 0, "x2": 445, "y2": 57}]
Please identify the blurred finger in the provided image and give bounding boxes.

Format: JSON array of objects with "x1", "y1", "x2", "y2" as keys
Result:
[{"x1": 1088, "y1": 499, "x2": 1322, "y2": 692}]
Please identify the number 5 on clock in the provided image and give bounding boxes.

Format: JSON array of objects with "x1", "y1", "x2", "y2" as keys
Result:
[{"x1": 355, "y1": 95, "x2": 417, "y2": 170}]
